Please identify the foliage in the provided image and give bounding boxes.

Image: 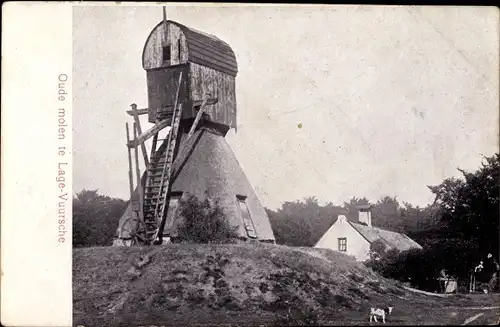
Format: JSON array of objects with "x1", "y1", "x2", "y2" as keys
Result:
[
  {"x1": 176, "y1": 193, "x2": 239, "y2": 244},
  {"x1": 267, "y1": 195, "x2": 436, "y2": 247},
  {"x1": 342, "y1": 197, "x2": 370, "y2": 222},
  {"x1": 366, "y1": 247, "x2": 439, "y2": 291},
  {"x1": 267, "y1": 197, "x2": 344, "y2": 246},
  {"x1": 366, "y1": 238, "x2": 487, "y2": 291},
  {"x1": 368, "y1": 239, "x2": 388, "y2": 261},
  {"x1": 427, "y1": 153, "x2": 499, "y2": 258},
  {"x1": 73, "y1": 189, "x2": 128, "y2": 247},
  {"x1": 268, "y1": 153, "x2": 499, "y2": 292}
]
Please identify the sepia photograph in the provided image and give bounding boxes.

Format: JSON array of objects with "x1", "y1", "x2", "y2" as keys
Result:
[{"x1": 70, "y1": 4, "x2": 498, "y2": 327}]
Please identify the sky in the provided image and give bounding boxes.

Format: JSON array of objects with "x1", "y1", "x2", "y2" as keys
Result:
[{"x1": 73, "y1": 5, "x2": 499, "y2": 210}]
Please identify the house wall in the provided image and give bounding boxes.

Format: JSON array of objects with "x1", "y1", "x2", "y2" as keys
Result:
[{"x1": 315, "y1": 219, "x2": 371, "y2": 261}]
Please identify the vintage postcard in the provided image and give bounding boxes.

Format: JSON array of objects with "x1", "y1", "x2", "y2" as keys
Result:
[{"x1": 1, "y1": 3, "x2": 499, "y2": 327}]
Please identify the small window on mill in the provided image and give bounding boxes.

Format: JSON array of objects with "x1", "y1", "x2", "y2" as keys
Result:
[
  {"x1": 177, "y1": 39, "x2": 182, "y2": 61},
  {"x1": 163, "y1": 45, "x2": 171, "y2": 62},
  {"x1": 237, "y1": 195, "x2": 257, "y2": 239},
  {"x1": 163, "y1": 192, "x2": 182, "y2": 232}
]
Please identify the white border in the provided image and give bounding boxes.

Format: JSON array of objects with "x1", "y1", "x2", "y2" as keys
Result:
[{"x1": 1, "y1": 3, "x2": 73, "y2": 326}]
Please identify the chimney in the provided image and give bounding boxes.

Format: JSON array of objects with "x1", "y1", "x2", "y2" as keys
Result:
[{"x1": 357, "y1": 204, "x2": 372, "y2": 227}]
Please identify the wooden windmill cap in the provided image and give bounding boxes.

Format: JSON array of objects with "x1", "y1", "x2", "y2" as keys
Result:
[{"x1": 142, "y1": 20, "x2": 238, "y2": 76}]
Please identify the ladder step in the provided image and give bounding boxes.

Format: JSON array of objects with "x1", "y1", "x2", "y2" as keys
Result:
[
  {"x1": 149, "y1": 160, "x2": 166, "y2": 164},
  {"x1": 148, "y1": 167, "x2": 166, "y2": 171},
  {"x1": 150, "y1": 160, "x2": 167, "y2": 165},
  {"x1": 144, "y1": 203, "x2": 165, "y2": 208},
  {"x1": 144, "y1": 191, "x2": 165, "y2": 196},
  {"x1": 144, "y1": 199, "x2": 165, "y2": 203},
  {"x1": 147, "y1": 177, "x2": 168, "y2": 181},
  {"x1": 147, "y1": 178, "x2": 165, "y2": 182},
  {"x1": 148, "y1": 174, "x2": 166, "y2": 178},
  {"x1": 144, "y1": 187, "x2": 166, "y2": 192},
  {"x1": 147, "y1": 188, "x2": 165, "y2": 193},
  {"x1": 144, "y1": 201, "x2": 165, "y2": 205},
  {"x1": 147, "y1": 176, "x2": 166, "y2": 181},
  {"x1": 146, "y1": 180, "x2": 166, "y2": 184},
  {"x1": 147, "y1": 178, "x2": 164, "y2": 182}
]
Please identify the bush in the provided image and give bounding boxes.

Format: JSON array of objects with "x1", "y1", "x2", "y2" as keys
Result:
[
  {"x1": 366, "y1": 247, "x2": 440, "y2": 292},
  {"x1": 365, "y1": 239, "x2": 488, "y2": 292},
  {"x1": 175, "y1": 194, "x2": 239, "y2": 244},
  {"x1": 73, "y1": 189, "x2": 128, "y2": 247},
  {"x1": 368, "y1": 238, "x2": 388, "y2": 261}
]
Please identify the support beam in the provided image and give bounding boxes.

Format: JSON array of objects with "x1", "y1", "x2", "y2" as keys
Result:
[
  {"x1": 133, "y1": 123, "x2": 144, "y2": 224},
  {"x1": 130, "y1": 103, "x2": 149, "y2": 167},
  {"x1": 126, "y1": 108, "x2": 149, "y2": 116},
  {"x1": 128, "y1": 119, "x2": 171, "y2": 149},
  {"x1": 125, "y1": 123, "x2": 134, "y2": 200},
  {"x1": 125, "y1": 99, "x2": 219, "y2": 116},
  {"x1": 188, "y1": 93, "x2": 212, "y2": 139}
]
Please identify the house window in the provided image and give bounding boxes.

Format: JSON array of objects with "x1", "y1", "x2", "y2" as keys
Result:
[
  {"x1": 163, "y1": 45, "x2": 171, "y2": 62},
  {"x1": 237, "y1": 195, "x2": 257, "y2": 238},
  {"x1": 338, "y1": 237, "x2": 347, "y2": 252},
  {"x1": 163, "y1": 192, "x2": 182, "y2": 232}
]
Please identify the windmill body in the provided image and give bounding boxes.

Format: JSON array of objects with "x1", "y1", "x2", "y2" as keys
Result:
[{"x1": 114, "y1": 18, "x2": 275, "y2": 246}]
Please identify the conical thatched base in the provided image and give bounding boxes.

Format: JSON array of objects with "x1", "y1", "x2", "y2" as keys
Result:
[{"x1": 115, "y1": 124, "x2": 275, "y2": 245}]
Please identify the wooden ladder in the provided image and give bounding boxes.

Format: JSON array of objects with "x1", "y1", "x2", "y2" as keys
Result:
[
  {"x1": 143, "y1": 93, "x2": 216, "y2": 244},
  {"x1": 142, "y1": 72, "x2": 184, "y2": 244},
  {"x1": 128, "y1": 72, "x2": 217, "y2": 244}
]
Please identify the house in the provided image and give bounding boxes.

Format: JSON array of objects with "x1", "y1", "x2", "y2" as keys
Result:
[{"x1": 314, "y1": 205, "x2": 422, "y2": 261}]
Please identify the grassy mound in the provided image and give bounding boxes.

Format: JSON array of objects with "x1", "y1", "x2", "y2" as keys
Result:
[{"x1": 73, "y1": 243, "x2": 495, "y2": 326}]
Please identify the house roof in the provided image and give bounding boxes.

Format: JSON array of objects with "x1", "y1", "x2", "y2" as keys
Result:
[{"x1": 349, "y1": 221, "x2": 422, "y2": 252}]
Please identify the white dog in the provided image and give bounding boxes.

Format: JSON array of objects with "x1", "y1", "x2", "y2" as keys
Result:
[{"x1": 369, "y1": 306, "x2": 394, "y2": 323}]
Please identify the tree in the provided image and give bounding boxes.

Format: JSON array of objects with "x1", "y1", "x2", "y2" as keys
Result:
[
  {"x1": 73, "y1": 189, "x2": 128, "y2": 247},
  {"x1": 372, "y1": 196, "x2": 401, "y2": 231},
  {"x1": 428, "y1": 153, "x2": 500, "y2": 258},
  {"x1": 267, "y1": 197, "x2": 344, "y2": 246}
]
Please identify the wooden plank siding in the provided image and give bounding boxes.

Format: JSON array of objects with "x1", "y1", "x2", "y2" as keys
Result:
[
  {"x1": 188, "y1": 63, "x2": 236, "y2": 128},
  {"x1": 143, "y1": 23, "x2": 189, "y2": 70},
  {"x1": 146, "y1": 65, "x2": 192, "y2": 123},
  {"x1": 143, "y1": 20, "x2": 238, "y2": 128},
  {"x1": 142, "y1": 21, "x2": 238, "y2": 76}
]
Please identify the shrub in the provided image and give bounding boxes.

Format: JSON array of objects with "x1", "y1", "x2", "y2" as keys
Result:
[
  {"x1": 368, "y1": 238, "x2": 388, "y2": 261},
  {"x1": 73, "y1": 189, "x2": 128, "y2": 247},
  {"x1": 175, "y1": 194, "x2": 239, "y2": 244},
  {"x1": 365, "y1": 239, "x2": 489, "y2": 292},
  {"x1": 366, "y1": 247, "x2": 441, "y2": 291}
]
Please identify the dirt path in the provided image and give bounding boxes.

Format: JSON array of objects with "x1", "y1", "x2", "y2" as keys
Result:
[
  {"x1": 461, "y1": 313, "x2": 484, "y2": 325},
  {"x1": 446, "y1": 306, "x2": 500, "y2": 326}
]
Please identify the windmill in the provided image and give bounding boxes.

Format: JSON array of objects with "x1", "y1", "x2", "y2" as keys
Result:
[{"x1": 114, "y1": 7, "x2": 275, "y2": 246}]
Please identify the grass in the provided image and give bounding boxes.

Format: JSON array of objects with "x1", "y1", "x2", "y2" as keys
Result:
[{"x1": 73, "y1": 243, "x2": 499, "y2": 326}]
